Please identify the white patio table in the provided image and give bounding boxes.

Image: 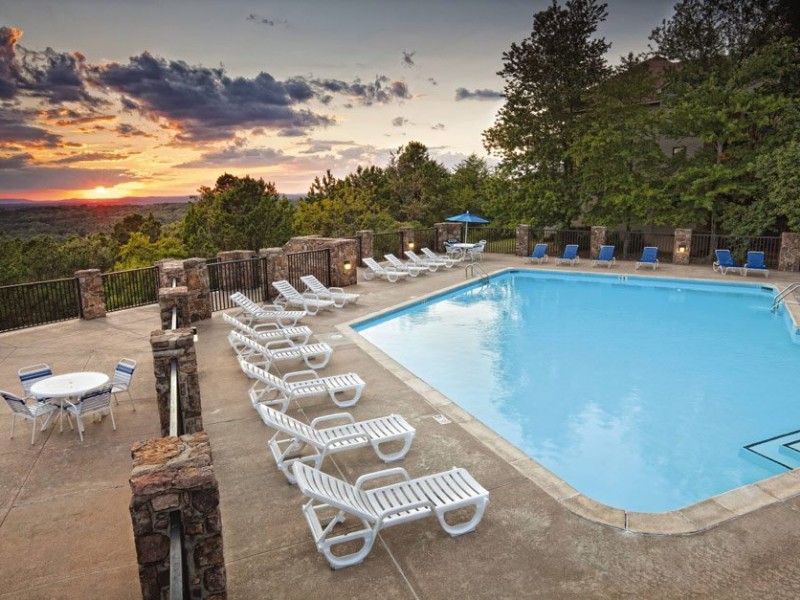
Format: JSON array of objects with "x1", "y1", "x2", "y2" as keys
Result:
[
  {"x1": 451, "y1": 242, "x2": 477, "y2": 261},
  {"x1": 30, "y1": 372, "x2": 110, "y2": 432}
]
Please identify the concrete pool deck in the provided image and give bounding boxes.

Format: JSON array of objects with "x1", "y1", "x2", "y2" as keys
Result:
[{"x1": 1, "y1": 254, "x2": 800, "y2": 598}]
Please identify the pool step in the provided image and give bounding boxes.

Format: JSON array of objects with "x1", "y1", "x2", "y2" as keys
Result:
[{"x1": 742, "y1": 429, "x2": 800, "y2": 471}]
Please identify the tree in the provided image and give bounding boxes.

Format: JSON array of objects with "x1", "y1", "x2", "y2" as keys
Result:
[
  {"x1": 115, "y1": 226, "x2": 187, "y2": 270},
  {"x1": 384, "y1": 141, "x2": 451, "y2": 224},
  {"x1": 483, "y1": 0, "x2": 611, "y2": 225},
  {"x1": 182, "y1": 174, "x2": 295, "y2": 256}
]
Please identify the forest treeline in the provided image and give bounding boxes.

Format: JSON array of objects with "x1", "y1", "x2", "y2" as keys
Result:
[{"x1": 3, "y1": 0, "x2": 800, "y2": 286}]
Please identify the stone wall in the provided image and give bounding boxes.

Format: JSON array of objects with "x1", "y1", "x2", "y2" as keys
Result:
[
  {"x1": 356, "y1": 230, "x2": 373, "y2": 264},
  {"x1": 159, "y1": 286, "x2": 190, "y2": 330},
  {"x1": 75, "y1": 269, "x2": 106, "y2": 320},
  {"x1": 399, "y1": 227, "x2": 415, "y2": 256},
  {"x1": 516, "y1": 225, "x2": 532, "y2": 257},
  {"x1": 590, "y1": 226, "x2": 607, "y2": 259},
  {"x1": 435, "y1": 222, "x2": 462, "y2": 250},
  {"x1": 259, "y1": 248, "x2": 288, "y2": 300},
  {"x1": 157, "y1": 258, "x2": 211, "y2": 322},
  {"x1": 150, "y1": 328, "x2": 203, "y2": 436},
  {"x1": 779, "y1": 232, "x2": 800, "y2": 272},
  {"x1": 281, "y1": 236, "x2": 358, "y2": 287},
  {"x1": 130, "y1": 432, "x2": 226, "y2": 600},
  {"x1": 673, "y1": 228, "x2": 692, "y2": 265}
]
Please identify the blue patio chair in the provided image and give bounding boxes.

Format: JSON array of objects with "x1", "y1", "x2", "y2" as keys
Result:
[
  {"x1": 527, "y1": 243, "x2": 548, "y2": 264},
  {"x1": 635, "y1": 246, "x2": 659, "y2": 270},
  {"x1": 713, "y1": 249, "x2": 742, "y2": 275},
  {"x1": 592, "y1": 245, "x2": 616, "y2": 268},
  {"x1": 742, "y1": 251, "x2": 768, "y2": 278},
  {"x1": 554, "y1": 244, "x2": 579, "y2": 266}
]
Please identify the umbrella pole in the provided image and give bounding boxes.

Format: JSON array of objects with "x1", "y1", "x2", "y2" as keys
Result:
[{"x1": 464, "y1": 222, "x2": 468, "y2": 243}]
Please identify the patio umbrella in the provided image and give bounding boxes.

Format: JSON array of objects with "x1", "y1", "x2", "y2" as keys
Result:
[{"x1": 445, "y1": 211, "x2": 490, "y2": 243}]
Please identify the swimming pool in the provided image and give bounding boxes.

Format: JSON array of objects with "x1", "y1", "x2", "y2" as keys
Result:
[{"x1": 353, "y1": 270, "x2": 800, "y2": 513}]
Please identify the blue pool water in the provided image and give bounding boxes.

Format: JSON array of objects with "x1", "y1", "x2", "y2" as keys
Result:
[{"x1": 354, "y1": 271, "x2": 800, "y2": 512}]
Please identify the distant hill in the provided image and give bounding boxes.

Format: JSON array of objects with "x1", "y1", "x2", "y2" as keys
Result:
[{"x1": 0, "y1": 195, "x2": 193, "y2": 208}]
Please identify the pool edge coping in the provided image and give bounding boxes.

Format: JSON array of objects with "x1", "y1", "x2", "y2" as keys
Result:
[{"x1": 337, "y1": 265, "x2": 800, "y2": 535}]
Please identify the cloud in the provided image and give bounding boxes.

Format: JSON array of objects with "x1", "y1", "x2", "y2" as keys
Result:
[
  {"x1": 0, "y1": 153, "x2": 33, "y2": 169},
  {"x1": 402, "y1": 50, "x2": 415, "y2": 67},
  {"x1": 246, "y1": 13, "x2": 288, "y2": 27},
  {"x1": 431, "y1": 123, "x2": 445, "y2": 131},
  {"x1": 391, "y1": 116, "x2": 409, "y2": 127},
  {"x1": 307, "y1": 75, "x2": 410, "y2": 106},
  {"x1": 38, "y1": 108, "x2": 116, "y2": 127},
  {"x1": 50, "y1": 151, "x2": 135, "y2": 164},
  {"x1": 0, "y1": 164, "x2": 137, "y2": 193},
  {"x1": 115, "y1": 123, "x2": 154, "y2": 138},
  {"x1": 299, "y1": 143, "x2": 332, "y2": 154},
  {"x1": 175, "y1": 145, "x2": 289, "y2": 169},
  {"x1": 278, "y1": 127, "x2": 307, "y2": 137},
  {"x1": 92, "y1": 52, "x2": 332, "y2": 142},
  {"x1": 428, "y1": 77, "x2": 437, "y2": 86},
  {"x1": 0, "y1": 107, "x2": 64, "y2": 148},
  {"x1": 454, "y1": 87, "x2": 503, "y2": 101}
]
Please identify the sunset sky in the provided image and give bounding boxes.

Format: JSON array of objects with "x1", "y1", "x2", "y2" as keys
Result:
[{"x1": 1, "y1": 0, "x2": 676, "y2": 201}]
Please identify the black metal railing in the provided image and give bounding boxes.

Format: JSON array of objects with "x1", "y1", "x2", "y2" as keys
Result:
[
  {"x1": 412, "y1": 227, "x2": 438, "y2": 254},
  {"x1": 465, "y1": 227, "x2": 516, "y2": 254},
  {"x1": 102, "y1": 267, "x2": 160, "y2": 312},
  {"x1": 606, "y1": 231, "x2": 676, "y2": 261},
  {"x1": 373, "y1": 231, "x2": 404, "y2": 260},
  {"x1": 530, "y1": 229, "x2": 592, "y2": 259},
  {"x1": 690, "y1": 234, "x2": 781, "y2": 267},
  {"x1": 207, "y1": 256, "x2": 270, "y2": 312},
  {"x1": 0, "y1": 278, "x2": 82, "y2": 333},
  {"x1": 286, "y1": 248, "x2": 331, "y2": 291}
]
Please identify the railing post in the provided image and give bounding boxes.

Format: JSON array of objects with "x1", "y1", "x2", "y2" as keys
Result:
[
  {"x1": 435, "y1": 222, "x2": 462, "y2": 249},
  {"x1": 399, "y1": 227, "x2": 415, "y2": 256},
  {"x1": 516, "y1": 225, "x2": 532, "y2": 257},
  {"x1": 357, "y1": 230, "x2": 374, "y2": 261},
  {"x1": 673, "y1": 228, "x2": 692, "y2": 265},
  {"x1": 156, "y1": 259, "x2": 212, "y2": 322},
  {"x1": 75, "y1": 269, "x2": 106, "y2": 320},
  {"x1": 590, "y1": 226, "x2": 607, "y2": 259},
  {"x1": 260, "y1": 248, "x2": 288, "y2": 295},
  {"x1": 150, "y1": 328, "x2": 203, "y2": 436},
  {"x1": 779, "y1": 232, "x2": 800, "y2": 271},
  {"x1": 159, "y1": 287, "x2": 190, "y2": 330},
  {"x1": 130, "y1": 432, "x2": 226, "y2": 600}
]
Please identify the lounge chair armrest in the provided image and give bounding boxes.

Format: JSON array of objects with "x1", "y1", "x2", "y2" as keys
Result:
[
  {"x1": 328, "y1": 286, "x2": 345, "y2": 294},
  {"x1": 355, "y1": 467, "x2": 411, "y2": 490},
  {"x1": 310, "y1": 412, "x2": 356, "y2": 428},
  {"x1": 251, "y1": 322, "x2": 281, "y2": 332},
  {"x1": 301, "y1": 291, "x2": 322, "y2": 301},
  {"x1": 283, "y1": 369, "x2": 320, "y2": 382}
]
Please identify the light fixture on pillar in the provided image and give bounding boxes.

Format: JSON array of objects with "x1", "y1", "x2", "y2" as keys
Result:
[
  {"x1": 678, "y1": 244, "x2": 687, "y2": 253},
  {"x1": 408, "y1": 241, "x2": 415, "y2": 250},
  {"x1": 343, "y1": 260, "x2": 352, "y2": 272}
]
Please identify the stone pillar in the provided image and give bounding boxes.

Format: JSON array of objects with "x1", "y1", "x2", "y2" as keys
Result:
[
  {"x1": 260, "y1": 248, "x2": 288, "y2": 302},
  {"x1": 75, "y1": 269, "x2": 106, "y2": 320},
  {"x1": 399, "y1": 227, "x2": 415, "y2": 255},
  {"x1": 156, "y1": 259, "x2": 211, "y2": 322},
  {"x1": 779, "y1": 232, "x2": 800, "y2": 271},
  {"x1": 516, "y1": 225, "x2": 532, "y2": 257},
  {"x1": 130, "y1": 432, "x2": 226, "y2": 600},
  {"x1": 159, "y1": 286, "x2": 190, "y2": 330},
  {"x1": 435, "y1": 222, "x2": 462, "y2": 250},
  {"x1": 150, "y1": 328, "x2": 203, "y2": 436},
  {"x1": 327, "y1": 239, "x2": 358, "y2": 287},
  {"x1": 590, "y1": 226, "x2": 607, "y2": 259},
  {"x1": 673, "y1": 228, "x2": 692, "y2": 265},
  {"x1": 357, "y1": 230, "x2": 374, "y2": 261}
]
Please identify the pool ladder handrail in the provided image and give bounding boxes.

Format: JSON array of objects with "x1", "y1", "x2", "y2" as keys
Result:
[
  {"x1": 770, "y1": 282, "x2": 800, "y2": 312},
  {"x1": 465, "y1": 262, "x2": 489, "y2": 285}
]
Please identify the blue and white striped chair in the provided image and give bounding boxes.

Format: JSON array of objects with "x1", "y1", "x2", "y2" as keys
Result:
[
  {"x1": 2, "y1": 390, "x2": 59, "y2": 444},
  {"x1": 65, "y1": 385, "x2": 116, "y2": 441},
  {"x1": 17, "y1": 363, "x2": 53, "y2": 398},
  {"x1": 111, "y1": 358, "x2": 137, "y2": 411}
]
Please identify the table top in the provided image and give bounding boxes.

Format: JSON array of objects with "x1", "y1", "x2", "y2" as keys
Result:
[
  {"x1": 30, "y1": 372, "x2": 110, "y2": 399},
  {"x1": 452, "y1": 243, "x2": 477, "y2": 249}
]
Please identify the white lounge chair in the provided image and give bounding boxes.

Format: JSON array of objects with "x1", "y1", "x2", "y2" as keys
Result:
[
  {"x1": 404, "y1": 250, "x2": 440, "y2": 272},
  {"x1": 230, "y1": 330, "x2": 332, "y2": 370},
  {"x1": 421, "y1": 247, "x2": 457, "y2": 268},
  {"x1": 240, "y1": 360, "x2": 365, "y2": 410},
  {"x1": 384, "y1": 253, "x2": 428, "y2": 277},
  {"x1": 272, "y1": 280, "x2": 336, "y2": 315},
  {"x1": 300, "y1": 275, "x2": 360, "y2": 307},
  {"x1": 259, "y1": 405, "x2": 415, "y2": 485},
  {"x1": 229, "y1": 292, "x2": 306, "y2": 327},
  {"x1": 222, "y1": 312, "x2": 313, "y2": 346},
  {"x1": 293, "y1": 461, "x2": 489, "y2": 569},
  {"x1": 362, "y1": 257, "x2": 410, "y2": 283}
]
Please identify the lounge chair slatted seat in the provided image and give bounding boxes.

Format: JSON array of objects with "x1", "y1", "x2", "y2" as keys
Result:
[
  {"x1": 404, "y1": 250, "x2": 440, "y2": 272},
  {"x1": 362, "y1": 257, "x2": 410, "y2": 282},
  {"x1": 384, "y1": 254, "x2": 429, "y2": 277},
  {"x1": 272, "y1": 280, "x2": 336, "y2": 315},
  {"x1": 222, "y1": 312, "x2": 313, "y2": 346},
  {"x1": 713, "y1": 249, "x2": 742, "y2": 275},
  {"x1": 591, "y1": 245, "x2": 616, "y2": 268},
  {"x1": 554, "y1": 244, "x2": 580, "y2": 266},
  {"x1": 742, "y1": 251, "x2": 768, "y2": 277},
  {"x1": 527, "y1": 243, "x2": 548, "y2": 264},
  {"x1": 240, "y1": 361, "x2": 364, "y2": 410},
  {"x1": 229, "y1": 330, "x2": 332, "y2": 370},
  {"x1": 293, "y1": 461, "x2": 489, "y2": 569},
  {"x1": 258, "y1": 405, "x2": 415, "y2": 484},
  {"x1": 635, "y1": 246, "x2": 659, "y2": 270},
  {"x1": 300, "y1": 275, "x2": 360, "y2": 307},
  {"x1": 230, "y1": 292, "x2": 306, "y2": 327},
  {"x1": 420, "y1": 247, "x2": 457, "y2": 268}
]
